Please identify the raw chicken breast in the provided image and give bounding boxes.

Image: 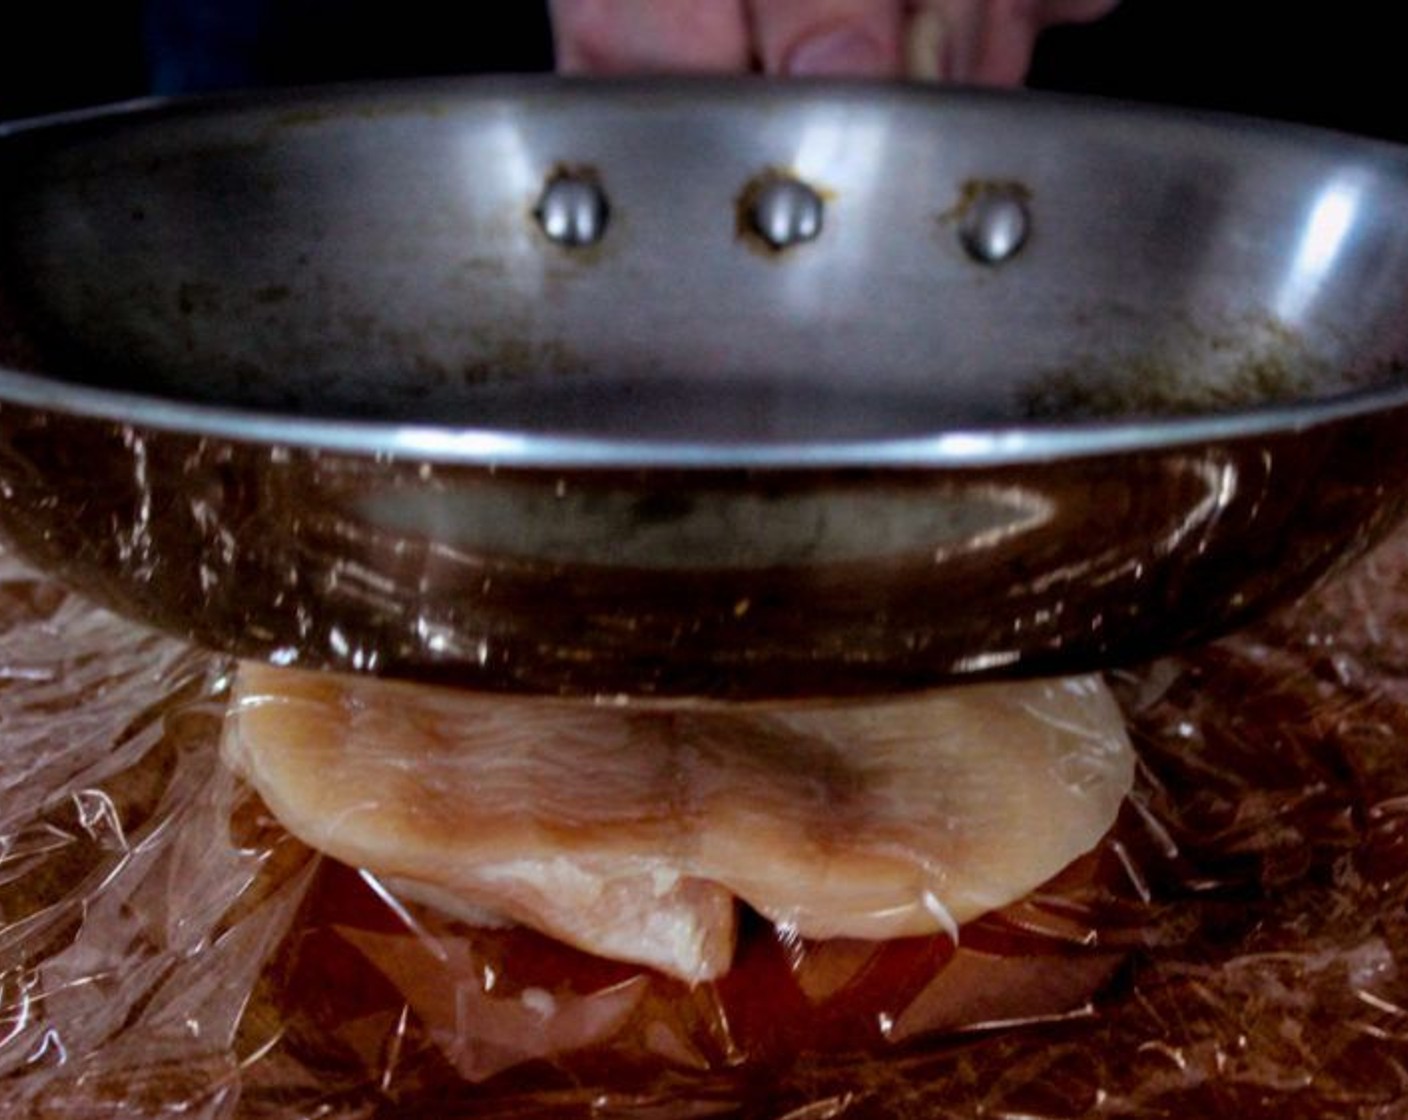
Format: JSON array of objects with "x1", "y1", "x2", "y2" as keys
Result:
[{"x1": 223, "y1": 665, "x2": 1133, "y2": 983}]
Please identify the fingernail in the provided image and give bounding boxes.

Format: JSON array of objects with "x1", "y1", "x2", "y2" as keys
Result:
[
  {"x1": 784, "y1": 25, "x2": 888, "y2": 77},
  {"x1": 903, "y1": 8, "x2": 948, "y2": 81}
]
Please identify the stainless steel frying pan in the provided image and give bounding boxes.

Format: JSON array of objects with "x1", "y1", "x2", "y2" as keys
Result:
[{"x1": 2, "y1": 77, "x2": 1407, "y2": 699}]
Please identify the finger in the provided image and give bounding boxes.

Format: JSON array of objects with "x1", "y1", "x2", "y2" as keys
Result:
[
  {"x1": 550, "y1": 0, "x2": 751, "y2": 74},
  {"x1": 1035, "y1": 0, "x2": 1120, "y2": 23},
  {"x1": 972, "y1": 0, "x2": 1043, "y2": 86},
  {"x1": 747, "y1": 0, "x2": 905, "y2": 77},
  {"x1": 973, "y1": 0, "x2": 1120, "y2": 86},
  {"x1": 903, "y1": 0, "x2": 1118, "y2": 86}
]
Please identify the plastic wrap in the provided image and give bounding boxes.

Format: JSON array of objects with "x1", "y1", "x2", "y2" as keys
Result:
[{"x1": 3, "y1": 531, "x2": 1408, "y2": 1117}]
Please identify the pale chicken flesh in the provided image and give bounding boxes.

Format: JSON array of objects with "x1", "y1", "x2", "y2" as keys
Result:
[{"x1": 223, "y1": 665, "x2": 1134, "y2": 983}]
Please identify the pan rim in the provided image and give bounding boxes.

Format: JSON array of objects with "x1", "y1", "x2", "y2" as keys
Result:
[{"x1": 3, "y1": 362, "x2": 1407, "y2": 467}]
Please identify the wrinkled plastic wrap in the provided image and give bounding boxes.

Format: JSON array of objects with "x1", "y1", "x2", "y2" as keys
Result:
[{"x1": 3, "y1": 529, "x2": 1408, "y2": 1118}]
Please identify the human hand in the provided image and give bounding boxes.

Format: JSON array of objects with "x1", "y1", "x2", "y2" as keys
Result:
[{"x1": 550, "y1": 0, "x2": 1117, "y2": 85}]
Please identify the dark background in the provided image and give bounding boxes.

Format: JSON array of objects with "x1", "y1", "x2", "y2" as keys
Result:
[{"x1": 1, "y1": 2, "x2": 1402, "y2": 141}]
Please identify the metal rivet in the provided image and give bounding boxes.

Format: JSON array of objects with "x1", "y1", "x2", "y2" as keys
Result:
[
  {"x1": 959, "y1": 186, "x2": 1030, "y2": 265},
  {"x1": 748, "y1": 176, "x2": 825, "y2": 251},
  {"x1": 535, "y1": 171, "x2": 609, "y2": 248}
]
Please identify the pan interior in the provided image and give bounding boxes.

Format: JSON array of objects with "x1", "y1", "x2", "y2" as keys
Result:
[{"x1": 3, "y1": 82, "x2": 1408, "y2": 444}]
